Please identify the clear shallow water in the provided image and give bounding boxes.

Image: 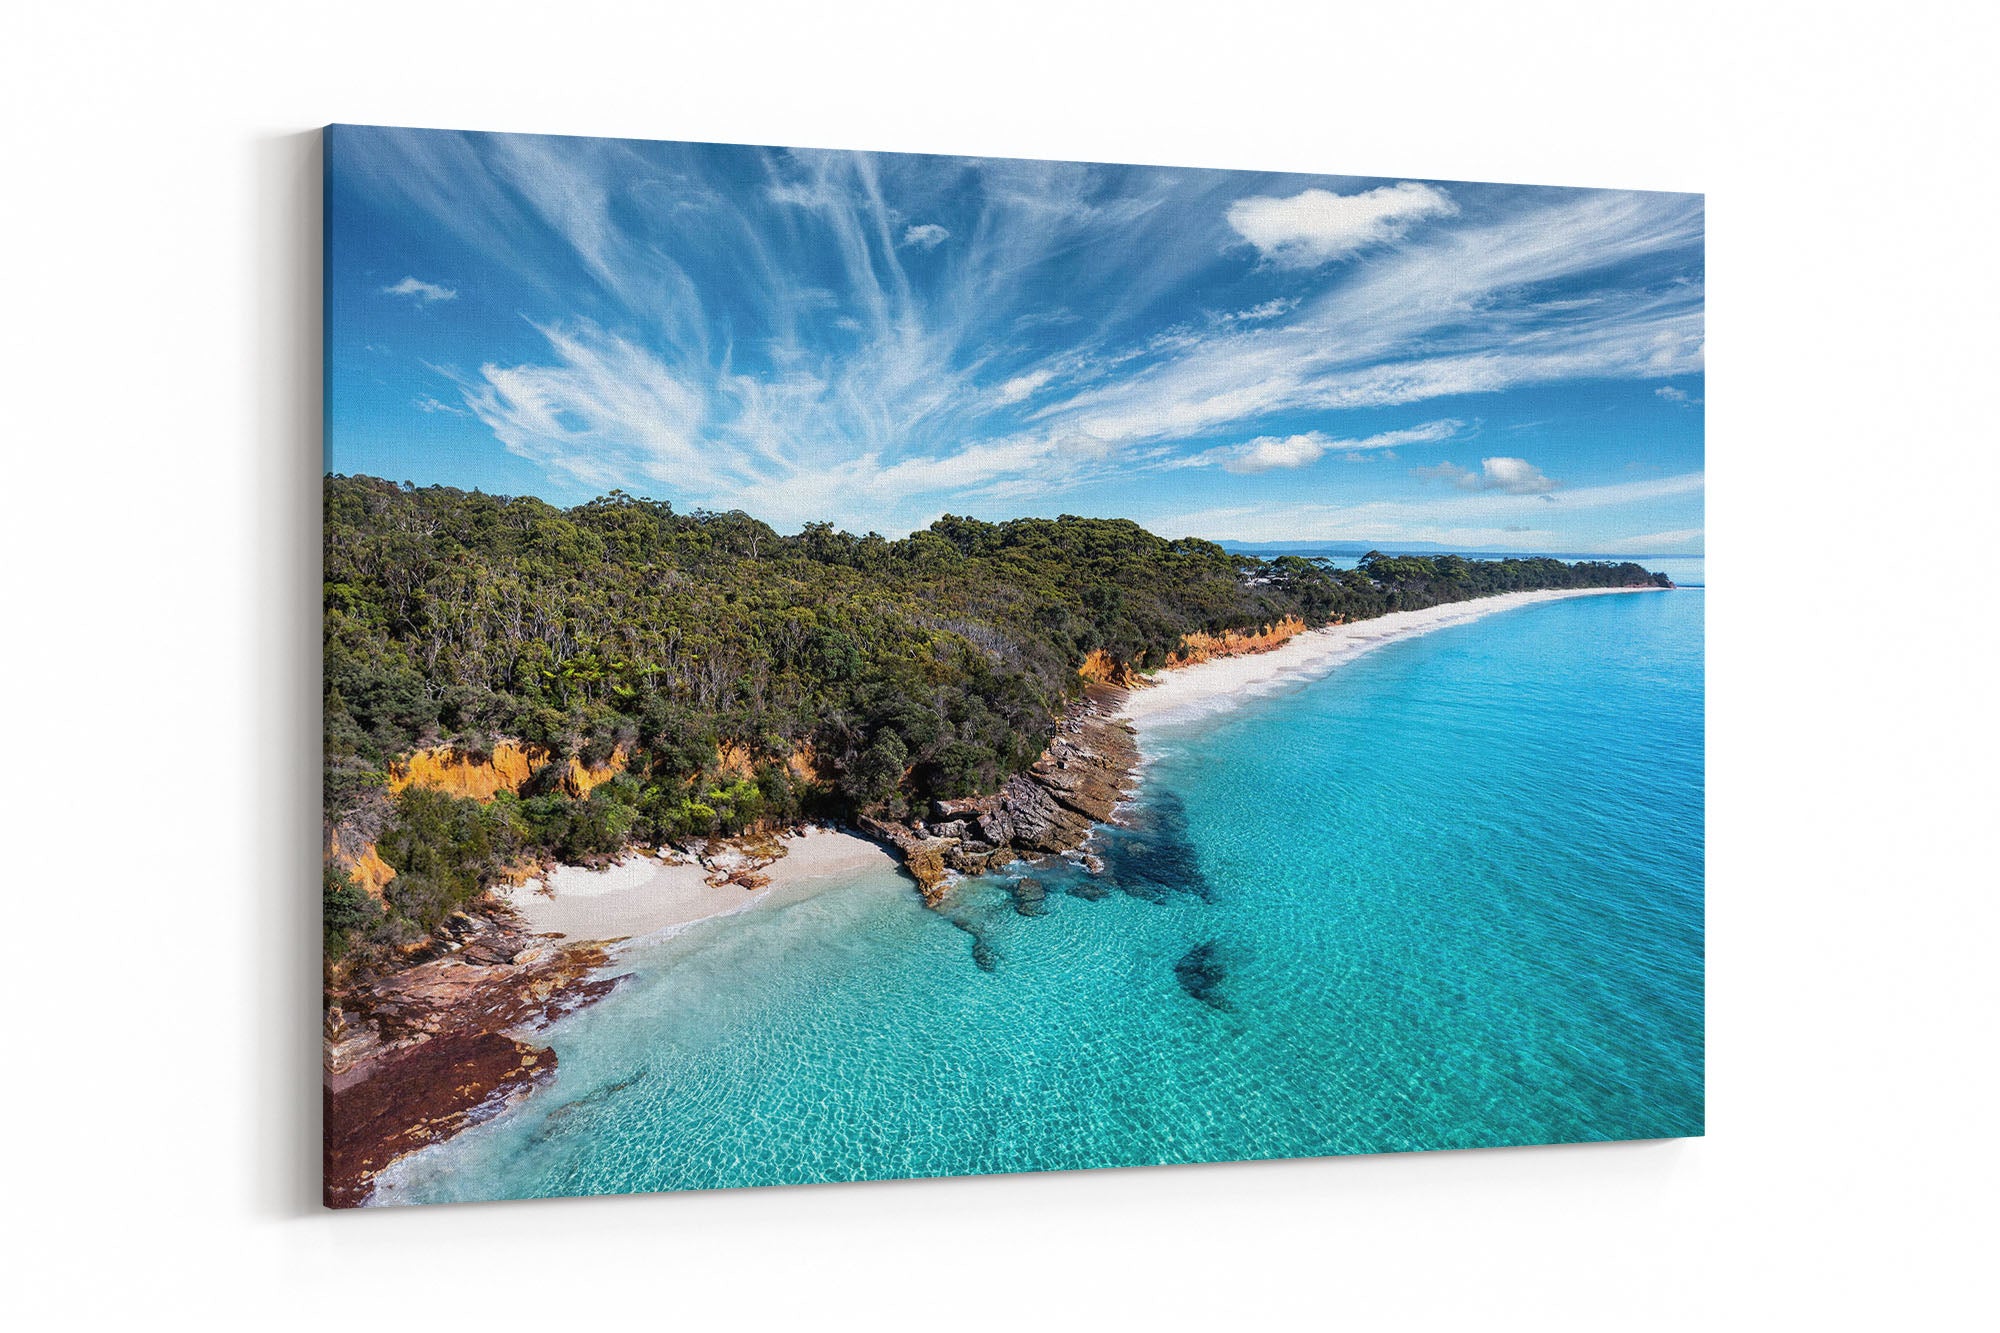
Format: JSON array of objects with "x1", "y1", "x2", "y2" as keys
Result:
[{"x1": 376, "y1": 591, "x2": 1704, "y2": 1205}]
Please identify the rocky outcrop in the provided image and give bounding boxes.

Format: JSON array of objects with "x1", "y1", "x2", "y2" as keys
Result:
[
  {"x1": 857, "y1": 817, "x2": 959, "y2": 903},
  {"x1": 866, "y1": 683, "x2": 1138, "y2": 905},
  {"x1": 323, "y1": 913, "x2": 626, "y2": 1207}
]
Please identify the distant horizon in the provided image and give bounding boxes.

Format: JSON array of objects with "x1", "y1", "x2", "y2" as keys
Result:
[
  {"x1": 327, "y1": 126, "x2": 1702, "y2": 556},
  {"x1": 325, "y1": 468, "x2": 1703, "y2": 559}
]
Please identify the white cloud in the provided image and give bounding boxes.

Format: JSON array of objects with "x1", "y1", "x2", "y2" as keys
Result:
[
  {"x1": 994, "y1": 368, "x2": 1056, "y2": 405},
  {"x1": 1226, "y1": 182, "x2": 1457, "y2": 267},
  {"x1": 1219, "y1": 433, "x2": 1330, "y2": 473},
  {"x1": 1195, "y1": 418, "x2": 1464, "y2": 473},
  {"x1": 1656, "y1": 384, "x2": 1703, "y2": 407},
  {"x1": 1035, "y1": 192, "x2": 1706, "y2": 451},
  {"x1": 1415, "y1": 456, "x2": 1562, "y2": 495},
  {"x1": 1219, "y1": 297, "x2": 1299, "y2": 324},
  {"x1": 381, "y1": 276, "x2": 456, "y2": 305},
  {"x1": 456, "y1": 321, "x2": 711, "y2": 491},
  {"x1": 413, "y1": 395, "x2": 465, "y2": 415},
  {"x1": 901, "y1": 223, "x2": 950, "y2": 250}
]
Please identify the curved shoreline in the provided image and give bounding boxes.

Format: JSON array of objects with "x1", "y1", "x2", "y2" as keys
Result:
[
  {"x1": 329, "y1": 828, "x2": 903, "y2": 1206},
  {"x1": 1118, "y1": 587, "x2": 1669, "y2": 731},
  {"x1": 498, "y1": 827, "x2": 902, "y2": 946},
  {"x1": 334, "y1": 586, "x2": 1669, "y2": 1204}
]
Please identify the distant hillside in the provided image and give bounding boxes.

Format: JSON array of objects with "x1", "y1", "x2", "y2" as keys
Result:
[{"x1": 1221, "y1": 539, "x2": 1704, "y2": 560}]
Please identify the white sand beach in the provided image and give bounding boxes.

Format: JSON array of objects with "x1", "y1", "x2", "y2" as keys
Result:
[
  {"x1": 497, "y1": 826, "x2": 899, "y2": 944},
  {"x1": 1120, "y1": 587, "x2": 1667, "y2": 730}
]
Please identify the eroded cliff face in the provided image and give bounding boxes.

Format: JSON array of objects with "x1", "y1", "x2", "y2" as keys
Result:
[
  {"x1": 1078, "y1": 647, "x2": 1143, "y2": 689},
  {"x1": 327, "y1": 824, "x2": 397, "y2": 898},
  {"x1": 324, "y1": 741, "x2": 630, "y2": 901},
  {"x1": 1165, "y1": 615, "x2": 1312, "y2": 667},
  {"x1": 386, "y1": 740, "x2": 628, "y2": 802},
  {"x1": 785, "y1": 740, "x2": 822, "y2": 783}
]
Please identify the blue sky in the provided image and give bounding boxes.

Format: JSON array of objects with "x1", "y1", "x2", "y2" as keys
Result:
[{"x1": 326, "y1": 125, "x2": 1703, "y2": 553}]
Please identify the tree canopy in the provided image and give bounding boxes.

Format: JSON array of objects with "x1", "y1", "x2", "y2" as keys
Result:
[{"x1": 324, "y1": 474, "x2": 1667, "y2": 962}]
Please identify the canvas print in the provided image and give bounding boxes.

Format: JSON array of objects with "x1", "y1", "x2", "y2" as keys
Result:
[{"x1": 322, "y1": 124, "x2": 1703, "y2": 1208}]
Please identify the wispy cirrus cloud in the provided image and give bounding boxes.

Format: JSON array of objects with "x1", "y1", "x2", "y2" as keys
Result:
[
  {"x1": 334, "y1": 127, "x2": 1702, "y2": 537},
  {"x1": 455, "y1": 320, "x2": 711, "y2": 491},
  {"x1": 1031, "y1": 191, "x2": 1705, "y2": 454},
  {"x1": 1603, "y1": 527, "x2": 1704, "y2": 553}
]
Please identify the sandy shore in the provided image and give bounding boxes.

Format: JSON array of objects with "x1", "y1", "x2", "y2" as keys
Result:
[
  {"x1": 497, "y1": 827, "x2": 900, "y2": 944},
  {"x1": 1120, "y1": 587, "x2": 1667, "y2": 730}
]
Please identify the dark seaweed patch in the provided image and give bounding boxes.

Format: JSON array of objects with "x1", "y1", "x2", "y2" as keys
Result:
[
  {"x1": 942, "y1": 911, "x2": 999, "y2": 972},
  {"x1": 1056, "y1": 874, "x2": 1110, "y2": 902},
  {"x1": 968, "y1": 936, "x2": 998, "y2": 972},
  {"x1": 1174, "y1": 939, "x2": 1230, "y2": 1010},
  {"x1": 1100, "y1": 789, "x2": 1213, "y2": 903}
]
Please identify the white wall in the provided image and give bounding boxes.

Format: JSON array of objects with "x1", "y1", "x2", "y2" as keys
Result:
[{"x1": 5, "y1": 2, "x2": 1992, "y2": 1325}]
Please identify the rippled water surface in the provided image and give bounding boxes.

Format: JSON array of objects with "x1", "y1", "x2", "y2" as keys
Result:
[{"x1": 377, "y1": 591, "x2": 1703, "y2": 1204}]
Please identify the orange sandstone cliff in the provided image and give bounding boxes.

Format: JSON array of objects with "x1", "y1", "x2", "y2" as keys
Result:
[
  {"x1": 1165, "y1": 615, "x2": 1312, "y2": 668},
  {"x1": 326, "y1": 741, "x2": 629, "y2": 898},
  {"x1": 1078, "y1": 648, "x2": 1142, "y2": 689},
  {"x1": 386, "y1": 739, "x2": 628, "y2": 802}
]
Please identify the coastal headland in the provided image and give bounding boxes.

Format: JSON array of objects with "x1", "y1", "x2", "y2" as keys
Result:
[{"x1": 860, "y1": 586, "x2": 1670, "y2": 897}]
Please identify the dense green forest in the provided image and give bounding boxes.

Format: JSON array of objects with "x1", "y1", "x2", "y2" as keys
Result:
[{"x1": 324, "y1": 473, "x2": 1668, "y2": 964}]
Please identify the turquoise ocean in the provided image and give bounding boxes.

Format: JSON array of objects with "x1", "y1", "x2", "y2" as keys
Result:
[{"x1": 376, "y1": 587, "x2": 1704, "y2": 1205}]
